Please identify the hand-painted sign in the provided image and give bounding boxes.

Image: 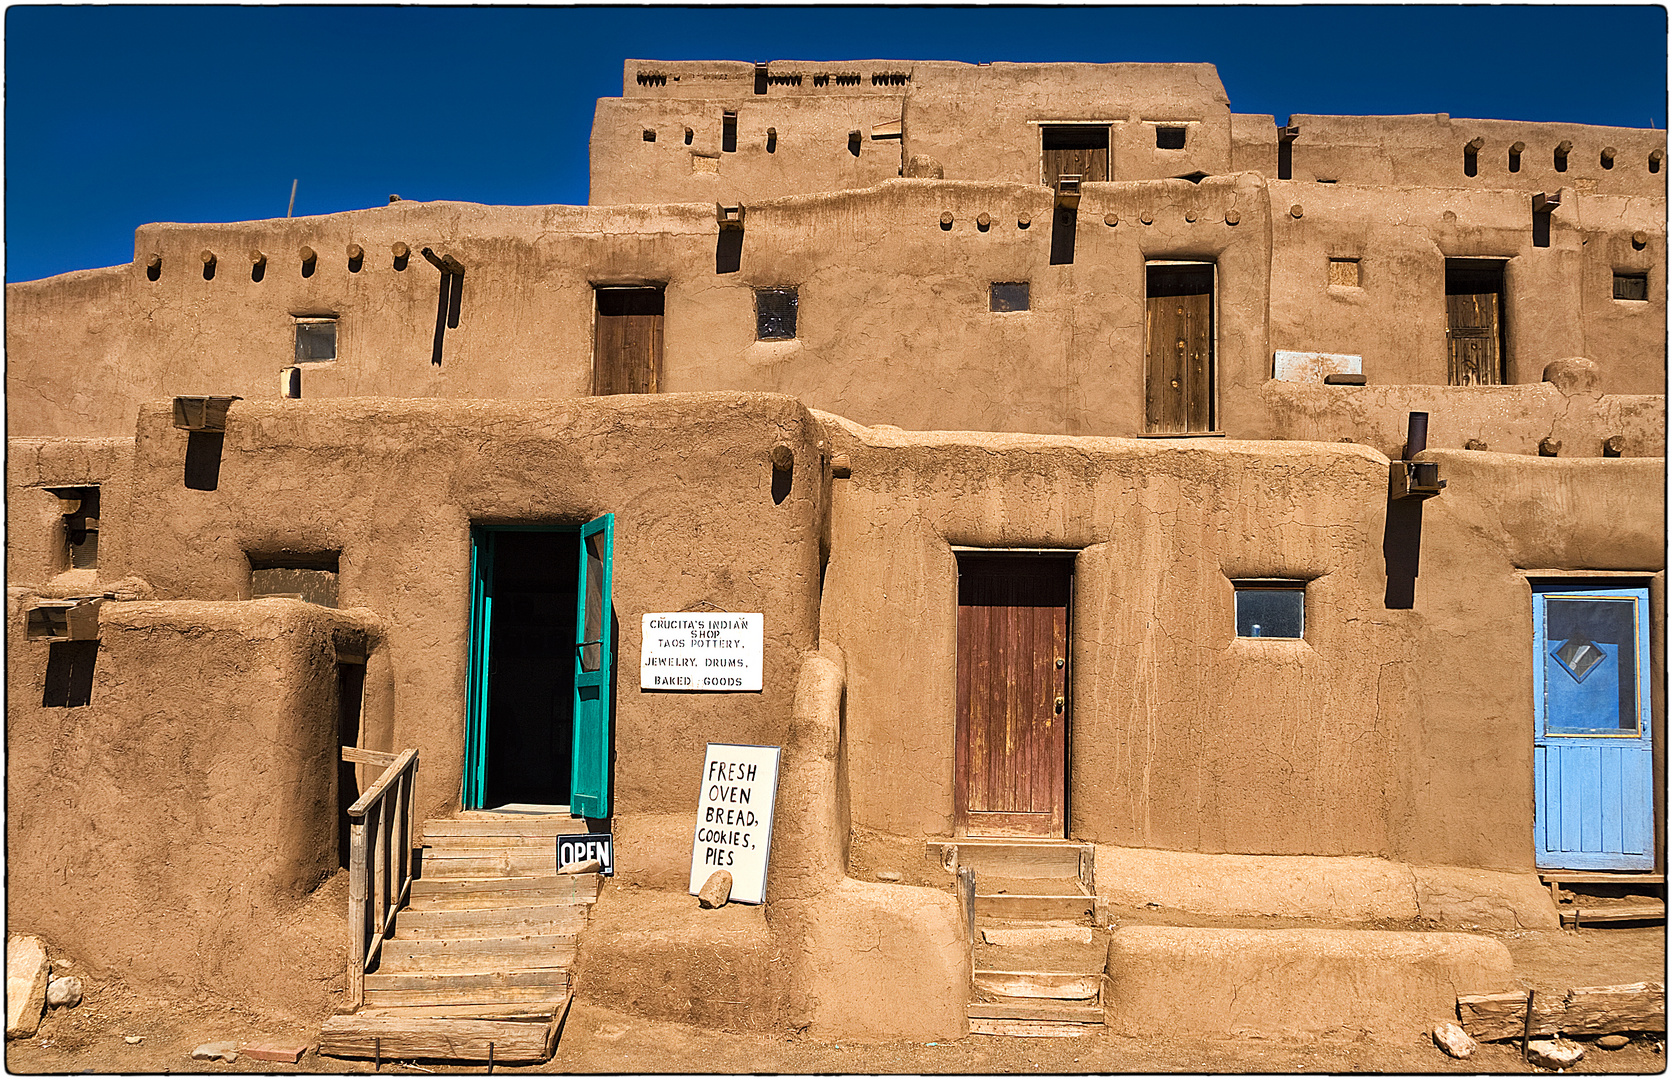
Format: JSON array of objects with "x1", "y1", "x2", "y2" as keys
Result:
[
  {"x1": 641, "y1": 613, "x2": 763, "y2": 691},
  {"x1": 688, "y1": 743, "x2": 781, "y2": 905},
  {"x1": 556, "y1": 832, "x2": 614, "y2": 876}
]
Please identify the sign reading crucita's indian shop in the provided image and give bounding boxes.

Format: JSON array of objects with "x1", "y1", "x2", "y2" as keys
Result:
[{"x1": 640, "y1": 613, "x2": 763, "y2": 691}]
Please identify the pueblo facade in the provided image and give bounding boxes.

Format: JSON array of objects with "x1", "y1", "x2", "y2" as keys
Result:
[{"x1": 7, "y1": 61, "x2": 1665, "y2": 1051}]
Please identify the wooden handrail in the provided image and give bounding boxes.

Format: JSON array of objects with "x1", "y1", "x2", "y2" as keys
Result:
[
  {"x1": 341, "y1": 746, "x2": 399, "y2": 768},
  {"x1": 346, "y1": 748, "x2": 419, "y2": 1009}
]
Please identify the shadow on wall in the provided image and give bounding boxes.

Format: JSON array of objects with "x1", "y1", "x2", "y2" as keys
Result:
[{"x1": 1383, "y1": 500, "x2": 1423, "y2": 610}]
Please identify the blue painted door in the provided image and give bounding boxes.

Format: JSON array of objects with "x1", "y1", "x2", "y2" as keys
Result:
[
  {"x1": 571, "y1": 514, "x2": 615, "y2": 819},
  {"x1": 1532, "y1": 584, "x2": 1653, "y2": 870}
]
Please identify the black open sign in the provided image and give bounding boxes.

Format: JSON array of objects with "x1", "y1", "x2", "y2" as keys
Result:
[{"x1": 556, "y1": 832, "x2": 614, "y2": 876}]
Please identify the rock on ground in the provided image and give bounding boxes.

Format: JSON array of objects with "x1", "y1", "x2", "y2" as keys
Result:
[
  {"x1": 6, "y1": 935, "x2": 50, "y2": 1039},
  {"x1": 1597, "y1": 1034, "x2": 1629, "y2": 1051},
  {"x1": 1432, "y1": 1022, "x2": 1477, "y2": 1059},
  {"x1": 46, "y1": 976, "x2": 83, "y2": 1008},
  {"x1": 190, "y1": 1041, "x2": 239, "y2": 1063},
  {"x1": 1526, "y1": 1038, "x2": 1585, "y2": 1069},
  {"x1": 697, "y1": 870, "x2": 734, "y2": 908}
]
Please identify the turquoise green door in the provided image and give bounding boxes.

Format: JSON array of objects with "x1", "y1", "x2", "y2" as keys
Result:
[
  {"x1": 465, "y1": 520, "x2": 614, "y2": 814},
  {"x1": 572, "y1": 514, "x2": 615, "y2": 818}
]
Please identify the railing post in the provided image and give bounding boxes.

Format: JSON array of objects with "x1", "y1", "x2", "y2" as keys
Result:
[
  {"x1": 348, "y1": 816, "x2": 367, "y2": 1008},
  {"x1": 372, "y1": 800, "x2": 387, "y2": 948}
]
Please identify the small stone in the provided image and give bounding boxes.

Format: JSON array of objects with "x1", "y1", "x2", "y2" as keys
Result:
[
  {"x1": 875, "y1": 870, "x2": 902, "y2": 882},
  {"x1": 697, "y1": 870, "x2": 733, "y2": 909},
  {"x1": 191, "y1": 1041, "x2": 240, "y2": 1063},
  {"x1": 6, "y1": 935, "x2": 50, "y2": 1039},
  {"x1": 1598, "y1": 1034, "x2": 1629, "y2": 1051},
  {"x1": 46, "y1": 976, "x2": 83, "y2": 1008},
  {"x1": 1432, "y1": 1022, "x2": 1476, "y2": 1059},
  {"x1": 1526, "y1": 1038, "x2": 1584, "y2": 1070},
  {"x1": 124, "y1": 1035, "x2": 143, "y2": 1045},
  {"x1": 558, "y1": 858, "x2": 602, "y2": 875}
]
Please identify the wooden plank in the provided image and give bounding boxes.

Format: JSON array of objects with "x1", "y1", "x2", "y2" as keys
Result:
[
  {"x1": 1541, "y1": 872, "x2": 1665, "y2": 885},
  {"x1": 348, "y1": 818, "x2": 367, "y2": 1008},
  {"x1": 393, "y1": 906, "x2": 587, "y2": 938},
  {"x1": 342, "y1": 747, "x2": 399, "y2": 767},
  {"x1": 382, "y1": 933, "x2": 579, "y2": 956},
  {"x1": 366, "y1": 969, "x2": 570, "y2": 993},
  {"x1": 318, "y1": 1013, "x2": 556, "y2": 1063},
  {"x1": 348, "y1": 749, "x2": 418, "y2": 817},
  {"x1": 967, "y1": 1001, "x2": 1104, "y2": 1023},
  {"x1": 974, "y1": 970, "x2": 1101, "y2": 1000},
  {"x1": 412, "y1": 874, "x2": 596, "y2": 897},
  {"x1": 357, "y1": 1003, "x2": 561, "y2": 1021},
  {"x1": 422, "y1": 818, "x2": 591, "y2": 837},
  {"x1": 378, "y1": 945, "x2": 577, "y2": 973},
  {"x1": 968, "y1": 1018, "x2": 1096, "y2": 1037},
  {"x1": 1458, "y1": 983, "x2": 1665, "y2": 1040},
  {"x1": 1564, "y1": 903, "x2": 1665, "y2": 925},
  {"x1": 410, "y1": 891, "x2": 593, "y2": 913},
  {"x1": 976, "y1": 894, "x2": 1094, "y2": 920},
  {"x1": 363, "y1": 986, "x2": 569, "y2": 1009}
]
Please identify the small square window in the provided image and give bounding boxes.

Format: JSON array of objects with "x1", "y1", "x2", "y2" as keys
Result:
[
  {"x1": 756, "y1": 287, "x2": 798, "y2": 340},
  {"x1": 1234, "y1": 580, "x2": 1305, "y2": 639},
  {"x1": 1328, "y1": 258, "x2": 1360, "y2": 288},
  {"x1": 1156, "y1": 126, "x2": 1188, "y2": 150},
  {"x1": 990, "y1": 282, "x2": 1030, "y2": 312},
  {"x1": 1613, "y1": 272, "x2": 1648, "y2": 301},
  {"x1": 295, "y1": 317, "x2": 337, "y2": 362}
]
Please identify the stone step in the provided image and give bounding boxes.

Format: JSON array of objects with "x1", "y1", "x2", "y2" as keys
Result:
[{"x1": 930, "y1": 839, "x2": 1093, "y2": 882}]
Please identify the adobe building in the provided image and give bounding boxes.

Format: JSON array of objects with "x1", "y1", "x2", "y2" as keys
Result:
[{"x1": 7, "y1": 60, "x2": 1665, "y2": 1054}]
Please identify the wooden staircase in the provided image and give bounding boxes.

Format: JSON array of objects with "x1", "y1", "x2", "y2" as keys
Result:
[
  {"x1": 319, "y1": 813, "x2": 596, "y2": 1064},
  {"x1": 941, "y1": 840, "x2": 1108, "y2": 1037}
]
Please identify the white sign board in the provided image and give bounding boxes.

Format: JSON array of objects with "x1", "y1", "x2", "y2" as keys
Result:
[
  {"x1": 688, "y1": 743, "x2": 781, "y2": 905},
  {"x1": 641, "y1": 613, "x2": 763, "y2": 691}
]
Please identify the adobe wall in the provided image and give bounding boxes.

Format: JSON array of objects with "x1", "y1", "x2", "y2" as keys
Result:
[
  {"x1": 7, "y1": 437, "x2": 134, "y2": 586},
  {"x1": 5, "y1": 598, "x2": 372, "y2": 1019},
  {"x1": 101, "y1": 393, "x2": 826, "y2": 871},
  {"x1": 815, "y1": 413, "x2": 1665, "y2": 870},
  {"x1": 1288, "y1": 114, "x2": 1667, "y2": 198},
  {"x1": 1261, "y1": 180, "x2": 1665, "y2": 396}
]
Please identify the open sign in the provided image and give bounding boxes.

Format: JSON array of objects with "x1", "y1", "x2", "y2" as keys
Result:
[{"x1": 556, "y1": 832, "x2": 614, "y2": 876}]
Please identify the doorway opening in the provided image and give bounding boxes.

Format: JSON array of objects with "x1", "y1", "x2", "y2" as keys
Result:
[
  {"x1": 593, "y1": 286, "x2": 665, "y2": 396},
  {"x1": 1445, "y1": 259, "x2": 1506, "y2": 385},
  {"x1": 954, "y1": 551, "x2": 1074, "y2": 838}
]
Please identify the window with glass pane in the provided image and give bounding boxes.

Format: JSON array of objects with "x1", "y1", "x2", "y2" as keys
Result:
[
  {"x1": 1543, "y1": 595, "x2": 1639, "y2": 734},
  {"x1": 1234, "y1": 582, "x2": 1304, "y2": 638},
  {"x1": 295, "y1": 318, "x2": 337, "y2": 362},
  {"x1": 756, "y1": 287, "x2": 798, "y2": 340}
]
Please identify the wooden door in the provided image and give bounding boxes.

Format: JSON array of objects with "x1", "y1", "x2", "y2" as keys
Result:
[
  {"x1": 1145, "y1": 265, "x2": 1214, "y2": 433},
  {"x1": 594, "y1": 287, "x2": 664, "y2": 395},
  {"x1": 1445, "y1": 262, "x2": 1504, "y2": 386},
  {"x1": 955, "y1": 557, "x2": 1071, "y2": 838},
  {"x1": 1533, "y1": 585, "x2": 1654, "y2": 870},
  {"x1": 1041, "y1": 126, "x2": 1109, "y2": 187}
]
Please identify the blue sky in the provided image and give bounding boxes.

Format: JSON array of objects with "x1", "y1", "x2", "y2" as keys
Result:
[{"x1": 5, "y1": 5, "x2": 1666, "y2": 282}]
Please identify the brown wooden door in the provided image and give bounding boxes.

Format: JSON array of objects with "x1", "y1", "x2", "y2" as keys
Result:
[
  {"x1": 955, "y1": 557, "x2": 1071, "y2": 838},
  {"x1": 1446, "y1": 292, "x2": 1502, "y2": 385},
  {"x1": 1145, "y1": 264, "x2": 1214, "y2": 432},
  {"x1": 594, "y1": 287, "x2": 664, "y2": 395},
  {"x1": 1041, "y1": 126, "x2": 1109, "y2": 187}
]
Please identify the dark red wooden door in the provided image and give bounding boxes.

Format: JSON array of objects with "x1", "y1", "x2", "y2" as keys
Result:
[{"x1": 955, "y1": 557, "x2": 1071, "y2": 838}]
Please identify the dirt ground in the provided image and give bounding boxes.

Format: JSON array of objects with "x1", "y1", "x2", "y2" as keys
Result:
[{"x1": 6, "y1": 927, "x2": 1664, "y2": 1075}]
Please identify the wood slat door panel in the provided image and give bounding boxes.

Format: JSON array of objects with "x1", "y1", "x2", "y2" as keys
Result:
[
  {"x1": 955, "y1": 559, "x2": 1070, "y2": 838},
  {"x1": 1044, "y1": 147, "x2": 1108, "y2": 187},
  {"x1": 594, "y1": 289, "x2": 664, "y2": 396},
  {"x1": 1446, "y1": 292, "x2": 1501, "y2": 386},
  {"x1": 1144, "y1": 269, "x2": 1213, "y2": 433}
]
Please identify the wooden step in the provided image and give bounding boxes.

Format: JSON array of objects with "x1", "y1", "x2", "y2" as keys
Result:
[
  {"x1": 417, "y1": 854, "x2": 568, "y2": 879},
  {"x1": 318, "y1": 1006, "x2": 565, "y2": 1063},
  {"x1": 1561, "y1": 902, "x2": 1666, "y2": 926},
  {"x1": 974, "y1": 970, "x2": 1102, "y2": 1001},
  {"x1": 967, "y1": 1000, "x2": 1105, "y2": 1023},
  {"x1": 391, "y1": 905, "x2": 588, "y2": 939},
  {"x1": 981, "y1": 925, "x2": 1095, "y2": 948},
  {"x1": 423, "y1": 836, "x2": 567, "y2": 856},
  {"x1": 363, "y1": 985, "x2": 570, "y2": 1010},
  {"x1": 376, "y1": 936, "x2": 575, "y2": 973},
  {"x1": 357, "y1": 1002, "x2": 565, "y2": 1020},
  {"x1": 931, "y1": 840, "x2": 1092, "y2": 881},
  {"x1": 410, "y1": 874, "x2": 598, "y2": 898},
  {"x1": 968, "y1": 1018, "x2": 1099, "y2": 1037},
  {"x1": 409, "y1": 887, "x2": 596, "y2": 912},
  {"x1": 366, "y1": 969, "x2": 571, "y2": 994},
  {"x1": 423, "y1": 817, "x2": 590, "y2": 838},
  {"x1": 1540, "y1": 872, "x2": 1665, "y2": 885},
  {"x1": 976, "y1": 893, "x2": 1095, "y2": 921}
]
